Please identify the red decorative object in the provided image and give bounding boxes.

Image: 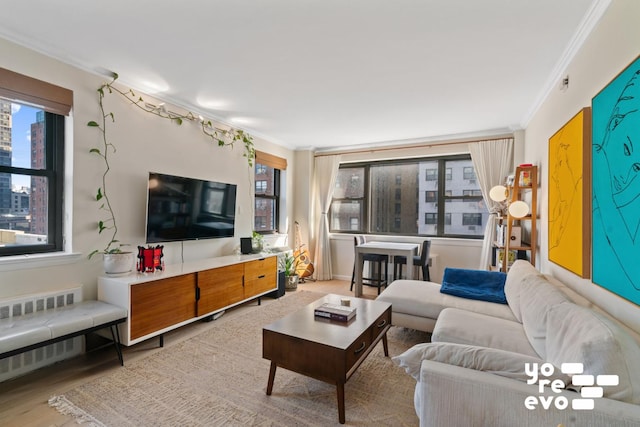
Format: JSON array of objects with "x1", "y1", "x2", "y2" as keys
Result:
[{"x1": 137, "y1": 245, "x2": 164, "y2": 273}]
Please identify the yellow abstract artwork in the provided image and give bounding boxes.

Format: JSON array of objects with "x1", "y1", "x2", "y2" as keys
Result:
[{"x1": 548, "y1": 108, "x2": 591, "y2": 278}]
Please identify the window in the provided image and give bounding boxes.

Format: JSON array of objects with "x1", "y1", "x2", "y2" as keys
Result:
[
  {"x1": 255, "y1": 180, "x2": 267, "y2": 193},
  {"x1": 330, "y1": 154, "x2": 487, "y2": 238},
  {"x1": 0, "y1": 68, "x2": 71, "y2": 257},
  {"x1": 0, "y1": 100, "x2": 65, "y2": 256},
  {"x1": 253, "y1": 151, "x2": 286, "y2": 234},
  {"x1": 253, "y1": 166, "x2": 278, "y2": 232},
  {"x1": 425, "y1": 213, "x2": 437, "y2": 224},
  {"x1": 463, "y1": 166, "x2": 476, "y2": 180},
  {"x1": 425, "y1": 191, "x2": 437, "y2": 203},
  {"x1": 463, "y1": 213, "x2": 482, "y2": 226}
]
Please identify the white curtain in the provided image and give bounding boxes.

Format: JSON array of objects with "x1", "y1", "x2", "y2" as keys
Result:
[
  {"x1": 469, "y1": 138, "x2": 514, "y2": 270},
  {"x1": 313, "y1": 155, "x2": 341, "y2": 280}
]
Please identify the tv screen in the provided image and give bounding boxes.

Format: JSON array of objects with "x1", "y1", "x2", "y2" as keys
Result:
[{"x1": 145, "y1": 172, "x2": 237, "y2": 243}]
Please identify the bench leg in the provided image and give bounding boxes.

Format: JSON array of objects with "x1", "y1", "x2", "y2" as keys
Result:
[{"x1": 109, "y1": 325, "x2": 125, "y2": 366}]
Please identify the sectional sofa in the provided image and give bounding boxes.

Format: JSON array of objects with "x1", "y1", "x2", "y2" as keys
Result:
[{"x1": 378, "y1": 260, "x2": 640, "y2": 426}]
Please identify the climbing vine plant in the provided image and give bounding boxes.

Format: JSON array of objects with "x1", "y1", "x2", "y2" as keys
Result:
[{"x1": 88, "y1": 72, "x2": 255, "y2": 258}]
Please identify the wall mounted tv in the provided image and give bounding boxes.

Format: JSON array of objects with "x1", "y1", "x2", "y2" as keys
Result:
[{"x1": 145, "y1": 172, "x2": 237, "y2": 243}]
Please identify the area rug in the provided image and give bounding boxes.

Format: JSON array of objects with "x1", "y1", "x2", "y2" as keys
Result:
[{"x1": 50, "y1": 291, "x2": 429, "y2": 426}]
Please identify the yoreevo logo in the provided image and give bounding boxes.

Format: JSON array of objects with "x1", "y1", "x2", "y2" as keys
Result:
[{"x1": 524, "y1": 362, "x2": 619, "y2": 411}]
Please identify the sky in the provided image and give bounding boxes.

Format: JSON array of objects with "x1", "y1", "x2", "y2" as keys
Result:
[{"x1": 10, "y1": 103, "x2": 39, "y2": 189}]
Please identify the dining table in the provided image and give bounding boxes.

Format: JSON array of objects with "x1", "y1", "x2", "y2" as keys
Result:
[{"x1": 353, "y1": 241, "x2": 420, "y2": 297}]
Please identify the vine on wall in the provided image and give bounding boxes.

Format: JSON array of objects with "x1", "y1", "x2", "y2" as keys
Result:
[{"x1": 88, "y1": 72, "x2": 255, "y2": 258}]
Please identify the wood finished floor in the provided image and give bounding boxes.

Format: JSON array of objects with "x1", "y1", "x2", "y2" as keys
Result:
[{"x1": 0, "y1": 279, "x2": 385, "y2": 427}]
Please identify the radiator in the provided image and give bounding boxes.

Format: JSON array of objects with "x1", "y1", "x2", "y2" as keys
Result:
[{"x1": 0, "y1": 287, "x2": 84, "y2": 382}]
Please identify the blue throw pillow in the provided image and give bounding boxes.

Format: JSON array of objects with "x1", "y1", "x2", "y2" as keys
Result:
[{"x1": 440, "y1": 267, "x2": 508, "y2": 304}]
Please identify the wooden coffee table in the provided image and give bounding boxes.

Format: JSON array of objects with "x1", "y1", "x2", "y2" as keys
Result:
[{"x1": 262, "y1": 294, "x2": 392, "y2": 424}]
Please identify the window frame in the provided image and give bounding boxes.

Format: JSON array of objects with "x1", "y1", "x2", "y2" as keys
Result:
[
  {"x1": 0, "y1": 108, "x2": 65, "y2": 256},
  {"x1": 329, "y1": 154, "x2": 485, "y2": 239},
  {"x1": 253, "y1": 163, "x2": 281, "y2": 234}
]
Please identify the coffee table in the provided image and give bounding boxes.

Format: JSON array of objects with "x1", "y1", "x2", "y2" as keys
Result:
[{"x1": 262, "y1": 294, "x2": 392, "y2": 424}]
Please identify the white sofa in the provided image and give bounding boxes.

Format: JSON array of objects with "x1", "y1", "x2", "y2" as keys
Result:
[{"x1": 378, "y1": 260, "x2": 640, "y2": 426}]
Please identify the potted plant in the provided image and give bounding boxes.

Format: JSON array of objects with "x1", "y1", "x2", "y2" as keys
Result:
[
  {"x1": 252, "y1": 231, "x2": 265, "y2": 253},
  {"x1": 280, "y1": 252, "x2": 300, "y2": 291}
]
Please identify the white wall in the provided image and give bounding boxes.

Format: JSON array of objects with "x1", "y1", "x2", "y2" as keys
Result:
[
  {"x1": 0, "y1": 37, "x2": 295, "y2": 301},
  {"x1": 524, "y1": 0, "x2": 640, "y2": 332}
]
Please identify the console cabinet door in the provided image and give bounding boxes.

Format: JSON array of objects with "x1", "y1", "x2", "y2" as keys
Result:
[
  {"x1": 244, "y1": 257, "x2": 277, "y2": 297},
  {"x1": 197, "y1": 264, "x2": 245, "y2": 316},
  {"x1": 130, "y1": 274, "x2": 196, "y2": 340}
]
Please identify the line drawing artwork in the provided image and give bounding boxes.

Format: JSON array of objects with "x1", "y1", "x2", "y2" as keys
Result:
[
  {"x1": 592, "y1": 57, "x2": 640, "y2": 304},
  {"x1": 548, "y1": 108, "x2": 589, "y2": 277},
  {"x1": 550, "y1": 141, "x2": 581, "y2": 250}
]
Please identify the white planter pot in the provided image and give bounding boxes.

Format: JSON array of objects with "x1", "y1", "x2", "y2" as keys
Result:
[{"x1": 103, "y1": 252, "x2": 134, "y2": 275}]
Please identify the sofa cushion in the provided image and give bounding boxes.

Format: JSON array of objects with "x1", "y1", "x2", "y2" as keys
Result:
[
  {"x1": 432, "y1": 308, "x2": 539, "y2": 357},
  {"x1": 519, "y1": 273, "x2": 570, "y2": 358},
  {"x1": 393, "y1": 342, "x2": 570, "y2": 385},
  {"x1": 377, "y1": 280, "x2": 516, "y2": 322},
  {"x1": 503, "y1": 260, "x2": 542, "y2": 322},
  {"x1": 440, "y1": 268, "x2": 507, "y2": 304},
  {"x1": 546, "y1": 302, "x2": 640, "y2": 404}
]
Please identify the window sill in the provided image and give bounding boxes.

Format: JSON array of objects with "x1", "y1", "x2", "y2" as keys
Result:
[{"x1": 0, "y1": 252, "x2": 83, "y2": 272}]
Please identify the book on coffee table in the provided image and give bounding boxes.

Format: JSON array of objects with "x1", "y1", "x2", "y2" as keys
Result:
[{"x1": 314, "y1": 303, "x2": 356, "y2": 322}]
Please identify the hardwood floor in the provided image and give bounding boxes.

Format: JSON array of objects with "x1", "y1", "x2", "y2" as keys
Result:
[{"x1": 0, "y1": 279, "x2": 384, "y2": 426}]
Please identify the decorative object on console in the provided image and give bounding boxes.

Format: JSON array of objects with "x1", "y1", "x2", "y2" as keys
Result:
[
  {"x1": 137, "y1": 245, "x2": 164, "y2": 273},
  {"x1": 102, "y1": 252, "x2": 135, "y2": 275},
  {"x1": 251, "y1": 231, "x2": 264, "y2": 253},
  {"x1": 240, "y1": 237, "x2": 253, "y2": 255}
]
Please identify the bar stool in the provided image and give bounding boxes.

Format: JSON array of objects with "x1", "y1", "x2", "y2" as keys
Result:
[
  {"x1": 393, "y1": 240, "x2": 431, "y2": 281},
  {"x1": 350, "y1": 236, "x2": 389, "y2": 294}
]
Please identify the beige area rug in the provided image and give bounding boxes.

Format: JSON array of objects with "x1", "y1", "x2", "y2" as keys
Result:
[{"x1": 50, "y1": 291, "x2": 429, "y2": 426}]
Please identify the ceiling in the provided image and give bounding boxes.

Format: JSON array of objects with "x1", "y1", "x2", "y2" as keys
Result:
[{"x1": 0, "y1": 0, "x2": 606, "y2": 151}]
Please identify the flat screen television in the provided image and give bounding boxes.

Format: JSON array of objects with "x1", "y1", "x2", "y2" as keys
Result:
[{"x1": 145, "y1": 172, "x2": 237, "y2": 243}]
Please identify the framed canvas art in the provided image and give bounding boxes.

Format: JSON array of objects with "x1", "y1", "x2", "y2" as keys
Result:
[
  {"x1": 591, "y1": 54, "x2": 640, "y2": 305},
  {"x1": 548, "y1": 107, "x2": 591, "y2": 278}
]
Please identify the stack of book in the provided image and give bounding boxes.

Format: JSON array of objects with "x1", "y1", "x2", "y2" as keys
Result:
[{"x1": 314, "y1": 303, "x2": 357, "y2": 322}]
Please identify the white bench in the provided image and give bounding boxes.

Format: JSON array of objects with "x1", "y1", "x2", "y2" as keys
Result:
[{"x1": 0, "y1": 300, "x2": 127, "y2": 366}]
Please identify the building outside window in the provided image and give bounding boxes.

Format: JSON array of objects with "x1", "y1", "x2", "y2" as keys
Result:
[{"x1": 330, "y1": 167, "x2": 365, "y2": 232}]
